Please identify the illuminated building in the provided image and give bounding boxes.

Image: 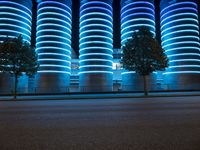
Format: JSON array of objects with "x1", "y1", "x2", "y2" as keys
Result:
[
  {"x1": 160, "y1": 0, "x2": 200, "y2": 89},
  {"x1": 35, "y1": 0, "x2": 72, "y2": 92},
  {"x1": 0, "y1": 0, "x2": 32, "y2": 93},
  {"x1": 79, "y1": 0, "x2": 113, "y2": 92},
  {"x1": 121, "y1": 0, "x2": 157, "y2": 91}
]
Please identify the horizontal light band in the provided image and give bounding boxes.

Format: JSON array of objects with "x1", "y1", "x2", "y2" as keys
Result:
[
  {"x1": 36, "y1": 35, "x2": 71, "y2": 43},
  {"x1": 79, "y1": 47, "x2": 113, "y2": 52},
  {"x1": 80, "y1": 65, "x2": 112, "y2": 69},
  {"x1": 161, "y1": 12, "x2": 198, "y2": 25},
  {"x1": 38, "y1": 70, "x2": 70, "y2": 74},
  {"x1": 79, "y1": 53, "x2": 113, "y2": 58},
  {"x1": 165, "y1": 47, "x2": 200, "y2": 53},
  {"x1": 80, "y1": 24, "x2": 113, "y2": 31},
  {"x1": 80, "y1": 1, "x2": 112, "y2": 10},
  {"x1": 80, "y1": 41, "x2": 113, "y2": 47},
  {"x1": 163, "y1": 41, "x2": 200, "y2": 49},
  {"x1": 0, "y1": 6, "x2": 32, "y2": 19},
  {"x1": 0, "y1": 29, "x2": 31, "y2": 40},
  {"x1": 37, "y1": 18, "x2": 71, "y2": 28},
  {"x1": 0, "y1": 12, "x2": 32, "y2": 24},
  {"x1": 38, "y1": 53, "x2": 71, "y2": 59},
  {"x1": 36, "y1": 47, "x2": 71, "y2": 54},
  {"x1": 163, "y1": 71, "x2": 200, "y2": 75},
  {"x1": 80, "y1": 18, "x2": 112, "y2": 26},
  {"x1": 121, "y1": 1, "x2": 154, "y2": 12},
  {"x1": 0, "y1": 24, "x2": 31, "y2": 34},
  {"x1": 80, "y1": 12, "x2": 112, "y2": 21},
  {"x1": 121, "y1": 12, "x2": 154, "y2": 22},
  {"x1": 0, "y1": 1, "x2": 32, "y2": 14},
  {"x1": 161, "y1": 18, "x2": 198, "y2": 30},
  {"x1": 80, "y1": 30, "x2": 113, "y2": 37},
  {"x1": 38, "y1": 1, "x2": 71, "y2": 12},
  {"x1": 161, "y1": 30, "x2": 199, "y2": 40},
  {"x1": 79, "y1": 71, "x2": 113, "y2": 74},
  {"x1": 38, "y1": 6, "x2": 71, "y2": 17},
  {"x1": 121, "y1": 18, "x2": 155, "y2": 28},
  {"x1": 39, "y1": 59, "x2": 71, "y2": 64},
  {"x1": 121, "y1": 7, "x2": 155, "y2": 17},
  {"x1": 40, "y1": 64, "x2": 71, "y2": 69},
  {"x1": 80, "y1": 6, "x2": 112, "y2": 16},
  {"x1": 79, "y1": 59, "x2": 113, "y2": 63},
  {"x1": 161, "y1": 2, "x2": 197, "y2": 16},
  {"x1": 36, "y1": 29, "x2": 71, "y2": 37},
  {"x1": 0, "y1": 18, "x2": 31, "y2": 29}
]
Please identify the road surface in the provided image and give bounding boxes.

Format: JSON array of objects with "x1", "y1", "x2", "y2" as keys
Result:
[{"x1": 0, "y1": 96, "x2": 200, "y2": 150}]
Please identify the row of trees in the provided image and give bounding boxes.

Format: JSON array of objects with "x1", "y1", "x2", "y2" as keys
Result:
[
  {"x1": 0, "y1": 27, "x2": 168, "y2": 97},
  {"x1": 0, "y1": 35, "x2": 38, "y2": 99}
]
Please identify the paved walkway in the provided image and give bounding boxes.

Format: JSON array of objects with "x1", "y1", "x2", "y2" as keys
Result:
[{"x1": 0, "y1": 91, "x2": 200, "y2": 101}]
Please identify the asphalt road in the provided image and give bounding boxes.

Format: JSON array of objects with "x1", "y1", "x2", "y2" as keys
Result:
[{"x1": 0, "y1": 96, "x2": 200, "y2": 150}]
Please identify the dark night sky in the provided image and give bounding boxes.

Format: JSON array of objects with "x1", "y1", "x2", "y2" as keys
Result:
[{"x1": 31, "y1": 0, "x2": 199, "y2": 55}]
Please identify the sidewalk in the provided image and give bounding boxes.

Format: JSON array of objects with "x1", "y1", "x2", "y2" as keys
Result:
[{"x1": 1, "y1": 91, "x2": 200, "y2": 101}]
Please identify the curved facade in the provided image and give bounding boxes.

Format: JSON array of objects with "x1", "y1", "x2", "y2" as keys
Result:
[
  {"x1": 35, "y1": 0, "x2": 72, "y2": 93},
  {"x1": 0, "y1": 0, "x2": 32, "y2": 43},
  {"x1": 160, "y1": 0, "x2": 200, "y2": 90},
  {"x1": 121, "y1": 0, "x2": 156, "y2": 91},
  {"x1": 79, "y1": 0, "x2": 113, "y2": 92},
  {"x1": 0, "y1": 0, "x2": 32, "y2": 93}
]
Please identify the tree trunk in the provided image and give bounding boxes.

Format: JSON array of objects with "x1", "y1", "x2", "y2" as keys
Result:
[
  {"x1": 13, "y1": 74, "x2": 18, "y2": 100},
  {"x1": 143, "y1": 75, "x2": 148, "y2": 96}
]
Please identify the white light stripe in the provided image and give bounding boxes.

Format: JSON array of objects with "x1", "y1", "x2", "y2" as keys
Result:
[
  {"x1": 36, "y1": 35, "x2": 71, "y2": 43},
  {"x1": 80, "y1": 18, "x2": 112, "y2": 26},
  {"x1": 36, "y1": 29, "x2": 71, "y2": 37},
  {"x1": 80, "y1": 7, "x2": 112, "y2": 15},
  {"x1": 161, "y1": 12, "x2": 198, "y2": 25},
  {"x1": 169, "y1": 59, "x2": 200, "y2": 63},
  {"x1": 80, "y1": 24, "x2": 113, "y2": 31},
  {"x1": 0, "y1": 29, "x2": 31, "y2": 40},
  {"x1": 79, "y1": 71, "x2": 113, "y2": 74},
  {"x1": 161, "y1": 18, "x2": 199, "y2": 30},
  {"x1": 121, "y1": 12, "x2": 155, "y2": 22},
  {"x1": 0, "y1": 18, "x2": 31, "y2": 29},
  {"x1": 161, "y1": 24, "x2": 199, "y2": 35},
  {"x1": 169, "y1": 65, "x2": 200, "y2": 68},
  {"x1": 163, "y1": 71, "x2": 200, "y2": 75},
  {"x1": 121, "y1": 24, "x2": 155, "y2": 33},
  {"x1": 39, "y1": 59, "x2": 71, "y2": 64},
  {"x1": 165, "y1": 47, "x2": 200, "y2": 52},
  {"x1": 121, "y1": 7, "x2": 155, "y2": 17},
  {"x1": 161, "y1": 2, "x2": 197, "y2": 16},
  {"x1": 36, "y1": 46, "x2": 71, "y2": 53},
  {"x1": 80, "y1": 30, "x2": 113, "y2": 37},
  {"x1": 0, "y1": 24, "x2": 31, "y2": 34},
  {"x1": 38, "y1": 12, "x2": 71, "y2": 21},
  {"x1": 37, "y1": 6, "x2": 71, "y2": 17},
  {"x1": 80, "y1": 1, "x2": 112, "y2": 10},
  {"x1": 40, "y1": 65, "x2": 71, "y2": 69},
  {"x1": 80, "y1": 35, "x2": 113, "y2": 42},
  {"x1": 80, "y1": 41, "x2": 113, "y2": 47},
  {"x1": 79, "y1": 47, "x2": 113, "y2": 52},
  {"x1": 161, "y1": 30, "x2": 199, "y2": 40},
  {"x1": 0, "y1": 6, "x2": 32, "y2": 19},
  {"x1": 79, "y1": 53, "x2": 113, "y2": 58},
  {"x1": 37, "y1": 18, "x2": 71, "y2": 28},
  {"x1": 37, "y1": 22, "x2": 71, "y2": 33},
  {"x1": 0, "y1": 12, "x2": 32, "y2": 24},
  {"x1": 80, "y1": 12, "x2": 113, "y2": 21},
  {"x1": 121, "y1": 1, "x2": 154, "y2": 12},
  {"x1": 80, "y1": 65, "x2": 112, "y2": 69},
  {"x1": 38, "y1": 1, "x2": 71, "y2": 13},
  {"x1": 36, "y1": 41, "x2": 71, "y2": 47},
  {"x1": 38, "y1": 70, "x2": 71, "y2": 74},
  {"x1": 121, "y1": 18, "x2": 155, "y2": 28},
  {"x1": 163, "y1": 41, "x2": 200, "y2": 49},
  {"x1": 0, "y1": 1, "x2": 32, "y2": 14},
  {"x1": 168, "y1": 53, "x2": 200, "y2": 57},
  {"x1": 38, "y1": 53, "x2": 71, "y2": 59},
  {"x1": 79, "y1": 59, "x2": 113, "y2": 63},
  {"x1": 162, "y1": 36, "x2": 199, "y2": 45}
]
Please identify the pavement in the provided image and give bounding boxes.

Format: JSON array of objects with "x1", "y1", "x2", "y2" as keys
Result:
[
  {"x1": 0, "y1": 91, "x2": 200, "y2": 101},
  {"x1": 0, "y1": 96, "x2": 200, "y2": 150}
]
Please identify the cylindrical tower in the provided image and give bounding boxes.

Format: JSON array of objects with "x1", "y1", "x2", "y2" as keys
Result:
[
  {"x1": 121, "y1": 0, "x2": 157, "y2": 91},
  {"x1": 0, "y1": 0, "x2": 32, "y2": 94},
  {"x1": 35, "y1": 0, "x2": 72, "y2": 93},
  {"x1": 79, "y1": 0, "x2": 113, "y2": 92},
  {"x1": 160, "y1": 0, "x2": 200, "y2": 90}
]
